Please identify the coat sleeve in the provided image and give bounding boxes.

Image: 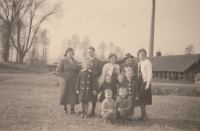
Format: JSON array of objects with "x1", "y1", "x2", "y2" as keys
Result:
[
  {"x1": 133, "y1": 63, "x2": 138, "y2": 80},
  {"x1": 56, "y1": 60, "x2": 65, "y2": 77},
  {"x1": 99, "y1": 64, "x2": 108, "y2": 84},
  {"x1": 91, "y1": 73, "x2": 97, "y2": 91},
  {"x1": 120, "y1": 64, "x2": 125, "y2": 75},
  {"x1": 97, "y1": 84, "x2": 104, "y2": 94},
  {"x1": 98, "y1": 60, "x2": 103, "y2": 77},
  {"x1": 75, "y1": 73, "x2": 81, "y2": 91},
  {"x1": 134, "y1": 81, "x2": 139, "y2": 97},
  {"x1": 146, "y1": 60, "x2": 153, "y2": 86}
]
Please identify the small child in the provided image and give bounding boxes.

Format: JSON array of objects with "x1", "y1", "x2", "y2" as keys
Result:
[
  {"x1": 115, "y1": 87, "x2": 131, "y2": 125},
  {"x1": 125, "y1": 70, "x2": 139, "y2": 120},
  {"x1": 76, "y1": 59, "x2": 97, "y2": 118},
  {"x1": 98, "y1": 75, "x2": 116, "y2": 103},
  {"x1": 116, "y1": 74, "x2": 126, "y2": 95},
  {"x1": 101, "y1": 89, "x2": 115, "y2": 123}
]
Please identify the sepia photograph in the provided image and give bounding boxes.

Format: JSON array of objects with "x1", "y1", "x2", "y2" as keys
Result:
[{"x1": 0, "y1": 0, "x2": 200, "y2": 131}]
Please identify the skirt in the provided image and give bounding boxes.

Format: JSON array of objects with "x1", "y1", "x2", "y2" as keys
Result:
[{"x1": 138, "y1": 75, "x2": 152, "y2": 105}]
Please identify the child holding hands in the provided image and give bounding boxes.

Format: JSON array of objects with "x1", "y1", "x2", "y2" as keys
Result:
[
  {"x1": 76, "y1": 59, "x2": 97, "y2": 118},
  {"x1": 101, "y1": 89, "x2": 115, "y2": 123}
]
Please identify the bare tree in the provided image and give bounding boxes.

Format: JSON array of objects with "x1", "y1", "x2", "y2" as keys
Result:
[
  {"x1": 0, "y1": 0, "x2": 30, "y2": 62},
  {"x1": 98, "y1": 41, "x2": 107, "y2": 59},
  {"x1": 10, "y1": 0, "x2": 62, "y2": 63},
  {"x1": 114, "y1": 46, "x2": 124, "y2": 59},
  {"x1": 40, "y1": 29, "x2": 49, "y2": 65},
  {"x1": 67, "y1": 34, "x2": 81, "y2": 51},
  {"x1": 184, "y1": 44, "x2": 195, "y2": 55},
  {"x1": 81, "y1": 36, "x2": 90, "y2": 59},
  {"x1": 108, "y1": 41, "x2": 115, "y2": 54}
]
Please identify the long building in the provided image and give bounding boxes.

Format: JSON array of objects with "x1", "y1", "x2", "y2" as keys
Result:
[{"x1": 47, "y1": 54, "x2": 200, "y2": 82}]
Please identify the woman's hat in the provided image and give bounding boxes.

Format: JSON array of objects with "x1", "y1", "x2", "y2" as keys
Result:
[
  {"x1": 124, "y1": 53, "x2": 134, "y2": 61},
  {"x1": 64, "y1": 47, "x2": 74, "y2": 57}
]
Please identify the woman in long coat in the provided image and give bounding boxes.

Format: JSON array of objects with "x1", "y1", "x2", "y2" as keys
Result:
[
  {"x1": 56, "y1": 47, "x2": 80, "y2": 114},
  {"x1": 120, "y1": 53, "x2": 138, "y2": 80},
  {"x1": 137, "y1": 48, "x2": 153, "y2": 121}
]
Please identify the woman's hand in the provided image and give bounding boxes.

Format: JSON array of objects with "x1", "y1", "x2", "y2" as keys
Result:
[
  {"x1": 93, "y1": 90, "x2": 97, "y2": 95},
  {"x1": 117, "y1": 108, "x2": 122, "y2": 112},
  {"x1": 145, "y1": 84, "x2": 150, "y2": 90},
  {"x1": 135, "y1": 97, "x2": 139, "y2": 101},
  {"x1": 76, "y1": 90, "x2": 79, "y2": 94}
]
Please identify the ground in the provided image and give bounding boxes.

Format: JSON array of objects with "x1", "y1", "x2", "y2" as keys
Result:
[{"x1": 0, "y1": 73, "x2": 200, "y2": 131}]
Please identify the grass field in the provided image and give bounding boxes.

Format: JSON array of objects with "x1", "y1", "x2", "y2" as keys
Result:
[{"x1": 0, "y1": 73, "x2": 200, "y2": 131}]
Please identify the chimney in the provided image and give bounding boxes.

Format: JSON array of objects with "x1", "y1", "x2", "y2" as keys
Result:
[
  {"x1": 156, "y1": 51, "x2": 161, "y2": 57},
  {"x1": 149, "y1": 0, "x2": 156, "y2": 57}
]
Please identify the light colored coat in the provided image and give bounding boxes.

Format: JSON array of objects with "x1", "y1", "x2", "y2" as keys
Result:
[
  {"x1": 56, "y1": 58, "x2": 80, "y2": 105},
  {"x1": 100, "y1": 63, "x2": 120, "y2": 84},
  {"x1": 138, "y1": 59, "x2": 153, "y2": 85}
]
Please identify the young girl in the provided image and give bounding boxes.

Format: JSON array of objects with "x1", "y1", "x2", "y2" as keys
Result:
[
  {"x1": 115, "y1": 87, "x2": 131, "y2": 125},
  {"x1": 76, "y1": 59, "x2": 97, "y2": 118},
  {"x1": 101, "y1": 89, "x2": 115, "y2": 123},
  {"x1": 98, "y1": 75, "x2": 116, "y2": 103},
  {"x1": 116, "y1": 74, "x2": 126, "y2": 95},
  {"x1": 125, "y1": 70, "x2": 139, "y2": 120}
]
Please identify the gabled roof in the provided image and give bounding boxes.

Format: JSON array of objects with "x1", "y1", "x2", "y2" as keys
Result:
[{"x1": 133, "y1": 54, "x2": 200, "y2": 72}]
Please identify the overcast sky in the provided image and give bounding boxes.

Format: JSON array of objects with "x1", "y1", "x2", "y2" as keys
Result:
[{"x1": 43, "y1": 0, "x2": 200, "y2": 61}]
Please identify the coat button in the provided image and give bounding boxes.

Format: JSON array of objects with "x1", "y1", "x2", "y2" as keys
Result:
[
  {"x1": 129, "y1": 84, "x2": 131, "y2": 86},
  {"x1": 87, "y1": 87, "x2": 89, "y2": 89},
  {"x1": 129, "y1": 92, "x2": 131, "y2": 94},
  {"x1": 129, "y1": 88, "x2": 131, "y2": 90},
  {"x1": 82, "y1": 87, "x2": 84, "y2": 89},
  {"x1": 129, "y1": 96, "x2": 131, "y2": 98},
  {"x1": 82, "y1": 82, "x2": 84, "y2": 83},
  {"x1": 88, "y1": 75, "x2": 90, "y2": 77},
  {"x1": 87, "y1": 81, "x2": 89, "y2": 83}
]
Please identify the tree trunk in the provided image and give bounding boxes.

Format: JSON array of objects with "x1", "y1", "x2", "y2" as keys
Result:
[
  {"x1": 4, "y1": 30, "x2": 11, "y2": 62},
  {"x1": 19, "y1": 53, "x2": 25, "y2": 63}
]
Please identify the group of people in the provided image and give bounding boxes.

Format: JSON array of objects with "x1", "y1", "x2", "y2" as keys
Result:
[{"x1": 56, "y1": 46, "x2": 153, "y2": 125}]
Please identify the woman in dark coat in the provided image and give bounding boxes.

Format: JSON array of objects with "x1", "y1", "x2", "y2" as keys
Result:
[
  {"x1": 120, "y1": 53, "x2": 138, "y2": 80},
  {"x1": 137, "y1": 48, "x2": 153, "y2": 121},
  {"x1": 56, "y1": 48, "x2": 80, "y2": 114}
]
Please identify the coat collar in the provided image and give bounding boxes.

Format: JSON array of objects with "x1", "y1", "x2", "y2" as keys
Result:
[{"x1": 64, "y1": 57, "x2": 78, "y2": 71}]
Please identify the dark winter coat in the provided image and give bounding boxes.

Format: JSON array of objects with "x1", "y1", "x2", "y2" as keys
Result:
[
  {"x1": 97, "y1": 82, "x2": 116, "y2": 103},
  {"x1": 125, "y1": 79, "x2": 139, "y2": 108},
  {"x1": 76, "y1": 69, "x2": 96, "y2": 103}
]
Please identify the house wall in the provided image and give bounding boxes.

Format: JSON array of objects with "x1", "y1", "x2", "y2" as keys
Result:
[{"x1": 185, "y1": 61, "x2": 200, "y2": 81}]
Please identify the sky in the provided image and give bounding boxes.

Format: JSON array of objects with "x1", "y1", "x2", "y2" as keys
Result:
[{"x1": 42, "y1": 0, "x2": 200, "y2": 63}]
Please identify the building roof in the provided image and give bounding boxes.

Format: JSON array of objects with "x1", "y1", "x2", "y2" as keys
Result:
[
  {"x1": 47, "y1": 54, "x2": 200, "y2": 73},
  {"x1": 133, "y1": 54, "x2": 200, "y2": 72}
]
